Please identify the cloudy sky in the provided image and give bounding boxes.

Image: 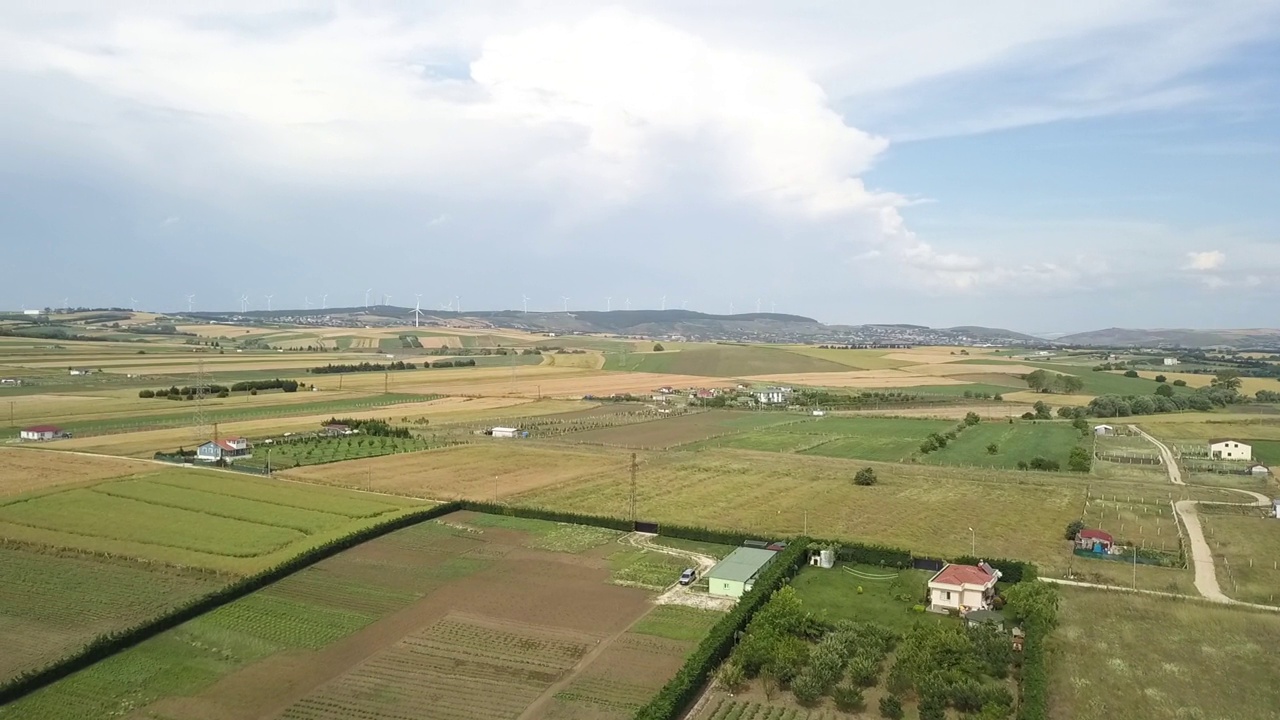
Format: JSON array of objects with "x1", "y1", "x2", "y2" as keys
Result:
[{"x1": 2, "y1": 1, "x2": 1278, "y2": 332}]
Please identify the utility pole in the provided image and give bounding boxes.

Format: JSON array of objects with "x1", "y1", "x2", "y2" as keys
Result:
[
  {"x1": 8, "y1": 401, "x2": 13, "y2": 427},
  {"x1": 629, "y1": 453, "x2": 638, "y2": 525},
  {"x1": 384, "y1": 372, "x2": 389, "y2": 394},
  {"x1": 266, "y1": 448, "x2": 272, "y2": 476}
]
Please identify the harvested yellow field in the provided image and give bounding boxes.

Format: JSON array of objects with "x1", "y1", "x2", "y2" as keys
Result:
[
  {"x1": 46, "y1": 396, "x2": 537, "y2": 457},
  {"x1": 882, "y1": 347, "x2": 1001, "y2": 364},
  {"x1": 541, "y1": 351, "x2": 606, "y2": 370},
  {"x1": 323, "y1": 366, "x2": 726, "y2": 399},
  {"x1": 5, "y1": 389, "x2": 380, "y2": 428},
  {"x1": 0, "y1": 447, "x2": 155, "y2": 496},
  {"x1": 173, "y1": 324, "x2": 281, "y2": 338},
  {"x1": 905, "y1": 362, "x2": 1040, "y2": 377},
  {"x1": 779, "y1": 347, "x2": 914, "y2": 370},
  {"x1": 740, "y1": 369, "x2": 968, "y2": 388},
  {"x1": 284, "y1": 443, "x2": 630, "y2": 500},
  {"x1": 1000, "y1": 391, "x2": 1095, "y2": 405},
  {"x1": 1133, "y1": 370, "x2": 1280, "y2": 395}
]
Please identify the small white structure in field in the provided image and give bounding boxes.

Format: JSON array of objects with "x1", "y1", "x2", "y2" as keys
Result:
[
  {"x1": 1273, "y1": 498, "x2": 1280, "y2": 518},
  {"x1": 20, "y1": 425, "x2": 65, "y2": 441},
  {"x1": 1163, "y1": 358, "x2": 1180, "y2": 366},
  {"x1": 927, "y1": 562, "x2": 1000, "y2": 613},
  {"x1": 1209, "y1": 439, "x2": 1251, "y2": 461},
  {"x1": 490, "y1": 427, "x2": 518, "y2": 439},
  {"x1": 1249, "y1": 464, "x2": 1270, "y2": 477},
  {"x1": 812, "y1": 410, "x2": 826, "y2": 417},
  {"x1": 1093, "y1": 424, "x2": 1114, "y2": 436}
]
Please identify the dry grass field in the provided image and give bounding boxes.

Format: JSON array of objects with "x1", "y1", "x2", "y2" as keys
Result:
[
  {"x1": 740, "y1": 369, "x2": 970, "y2": 388},
  {"x1": 0, "y1": 447, "x2": 156, "y2": 496},
  {"x1": 284, "y1": 443, "x2": 632, "y2": 500},
  {"x1": 330, "y1": 366, "x2": 733, "y2": 399},
  {"x1": 1132, "y1": 369, "x2": 1280, "y2": 395}
]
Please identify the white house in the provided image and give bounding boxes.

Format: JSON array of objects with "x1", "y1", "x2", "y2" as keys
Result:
[
  {"x1": 68, "y1": 368, "x2": 92, "y2": 376},
  {"x1": 0, "y1": 378, "x2": 20, "y2": 385},
  {"x1": 755, "y1": 387, "x2": 793, "y2": 405},
  {"x1": 196, "y1": 437, "x2": 253, "y2": 463},
  {"x1": 927, "y1": 562, "x2": 1001, "y2": 613},
  {"x1": 1093, "y1": 424, "x2": 1114, "y2": 436},
  {"x1": 1163, "y1": 357, "x2": 1180, "y2": 366},
  {"x1": 490, "y1": 427, "x2": 519, "y2": 438},
  {"x1": 1209, "y1": 440, "x2": 1252, "y2": 461},
  {"x1": 20, "y1": 425, "x2": 65, "y2": 441}
]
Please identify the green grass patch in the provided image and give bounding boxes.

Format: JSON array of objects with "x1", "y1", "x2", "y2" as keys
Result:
[
  {"x1": 789, "y1": 417, "x2": 955, "y2": 461},
  {"x1": 923, "y1": 421, "x2": 1083, "y2": 469},
  {"x1": 145, "y1": 472, "x2": 413, "y2": 517},
  {"x1": 649, "y1": 536, "x2": 738, "y2": 559},
  {"x1": 237, "y1": 435, "x2": 439, "y2": 470},
  {"x1": 449, "y1": 513, "x2": 622, "y2": 553},
  {"x1": 790, "y1": 562, "x2": 941, "y2": 633},
  {"x1": 608, "y1": 548, "x2": 687, "y2": 590},
  {"x1": 631, "y1": 605, "x2": 724, "y2": 643},
  {"x1": 89, "y1": 479, "x2": 352, "y2": 533}
]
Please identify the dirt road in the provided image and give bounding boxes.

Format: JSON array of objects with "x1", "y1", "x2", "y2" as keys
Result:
[
  {"x1": 1131, "y1": 424, "x2": 1276, "y2": 608},
  {"x1": 622, "y1": 533, "x2": 736, "y2": 611}
]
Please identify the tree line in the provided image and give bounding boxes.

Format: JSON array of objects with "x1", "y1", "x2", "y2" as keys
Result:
[{"x1": 139, "y1": 378, "x2": 299, "y2": 398}]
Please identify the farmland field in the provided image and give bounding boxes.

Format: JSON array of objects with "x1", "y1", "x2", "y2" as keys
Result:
[
  {"x1": 603, "y1": 344, "x2": 851, "y2": 376},
  {"x1": 1, "y1": 513, "x2": 720, "y2": 720},
  {"x1": 237, "y1": 434, "x2": 443, "y2": 470},
  {"x1": 1199, "y1": 508, "x2": 1280, "y2": 606},
  {"x1": 560, "y1": 410, "x2": 799, "y2": 449},
  {"x1": 516, "y1": 450, "x2": 1083, "y2": 569},
  {"x1": 283, "y1": 443, "x2": 631, "y2": 500},
  {"x1": 1047, "y1": 587, "x2": 1280, "y2": 720},
  {"x1": 0, "y1": 469, "x2": 424, "y2": 570},
  {"x1": 923, "y1": 421, "x2": 1084, "y2": 469},
  {"x1": 796, "y1": 416, "x2": 955, "y2": 461},
  {"x1": 0, "y1": 447, "x2": 156, "y2": 496}
]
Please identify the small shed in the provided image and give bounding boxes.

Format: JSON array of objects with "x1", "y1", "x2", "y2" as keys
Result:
[
  {"x1": 1076, "y1": 528, "x2": 1114, "y2": 553},
  {"x1": 1248, "y1": 464, "x2": 1269, "y2": 477},
  {"x1": 707, "y1": 547, "x2": 778, "y2": 599},
  {"x1": 964, "y1": 609, "x2": 1006, "y2": 630},
  {"x1": 20, "y1": 425, "x2": 65, "y2": 441},
  {"x1": 490, "y1": 427, "x2": 519, "y2": 439},
  {"x1": 1272, "y1": 498, "x2": 1280, "y2": 519},
  {"x1": 1093, "y1": 424, "x2": 1114, "y2": 436}
]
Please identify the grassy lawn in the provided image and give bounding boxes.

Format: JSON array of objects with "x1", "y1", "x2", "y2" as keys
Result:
[
  {"x1": 924, "y1": 421, "x2": 1084, "y2": 469},
  {"x1": 1199, "y1": 509, "x2": 1280, "y2": 606},
  {"x1": 790, "y1": 562, "x2": 942, "y2": 632},
  {"x1": 793, "y1": 416, "x2": 955, "y2": 461},
  {"x1": 1048, "y1": 586, "x2": 1280, "y2": 720}
]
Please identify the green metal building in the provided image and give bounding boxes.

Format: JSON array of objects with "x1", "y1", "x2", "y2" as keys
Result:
[{"x1": 707, "y1": 547, "x2": 778, "y2": 598}]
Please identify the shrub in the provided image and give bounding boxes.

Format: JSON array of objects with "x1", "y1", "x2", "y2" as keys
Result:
[
  {"x1": 854, "y1": 467, "x2": 878, "y2": 486},
  {"x1": 878, "y1": 694, "x2": 904, "y2": 719},
  {"x1": 653, "y1": 343, "x2": 665, "y2": 351},
  {"x1": 217, "y1": 390, "x2": 229, "y2": 399},
  {"x1": 1154, "y1": 374, "x2": 1167, "y2": 383},
  {"x1": 986, "y1": 443, "x2": 998, "y2": 455},
  {"x1": 1063, "y1": 519, "x2": 1084, "y2": 540},
  {"x1": 716, "y1": 662, "x2": 745, "y2": 692},
  {"x1": 790, "y1": 670, "x2": 824, "y2": 705},
  {"x1": 964, "y1": 411, "x2": 981, "y2": 426},
  {"x1": 1067, "y1": 446, "x2": 1091, "y2": 473},
  {"x1": 249, "y1": 389, "x2": 258, "y2": 395},
  {"x1": 846, "y1": 656, "x2": 879, "y2": 687},
  {"x1": 832, "y1": 681, "x2": 865, "y2": 712},
  {"x1": 1173, "y1": 379, "x2": 1187, "y2": 387},
  {"x1": 918, "y1": 693, "x2": 946, "y2": 720},
  {"x1": 138, "y1": 389, "x2": 154, "y2": 398},
  {"x1": 1020, "y1": 412, "x2": 1035, "y2": 420},
  {"x1": 1123, "y1": 369, "x2": 1139, "y2": 377}
]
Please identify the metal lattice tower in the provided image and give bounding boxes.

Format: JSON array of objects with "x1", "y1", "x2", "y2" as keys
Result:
[{"x1": 193, "y1": 356, "x2": 209, "y2": 441}]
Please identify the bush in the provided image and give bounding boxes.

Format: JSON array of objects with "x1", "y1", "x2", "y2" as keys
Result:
[
  {"x1": 854, "y1": 467, "x2": 878, "y2": 486},
  {"x1": 217, "y1": 390, "x2": 229, "y2": 399},
  {"x1": 1154, "y1": 374, "x2": 1167, "y2": 383},
  {"x1": 1064, "y1": 519, "x2": 1084, "y2": 540},
  {"x1": 846, "y1": 655, "x2": 879, "y2": 687},
  {"x1": 1173, "y1": 379, "x2": 1187, "y2": 387},
  {"x1": 138, "y1": 389, "x2": 154, "y2": 398},
  {"x1": 832, "y1": 681, "x2": 865, "y2": 712},
  {"x1": 918, "y1": 693, "x2": 946, "y2": 720},
  {"x1": 1124, "y1": 369, "x2": 1139, "y2": 377},
  {"x1": 653, "y1": 343, "x2": 665, "y2": 351},
  {"x1": 878, "y1": 694, "x2": 904, "y2": 719},
  {"x1": 790, "y1": 670, "x2": 824, "y2": 705},
  {"x1": 1067, "y1": 446, "x2": 1091, "y2": 473},
  {"x1": 249, "y1": 389, "x2": 258, "y2": 396},
  {"x1": 964, "y1": 411, "x2": 981, "y2": 426},
  {"x1": 716, "y1": 662, "x2": 745, "y2": 692},
  {"x1": 986, "y1": 443, "x2": 998, "y2": 455}
]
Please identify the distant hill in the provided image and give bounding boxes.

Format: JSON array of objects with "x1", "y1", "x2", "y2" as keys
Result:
[{"x1": 1056, "y1": 327, "x2": 1280, "y2": 349}]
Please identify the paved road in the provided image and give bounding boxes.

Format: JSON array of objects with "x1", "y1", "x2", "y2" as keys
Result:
[{"x1": 1130, "y1": 424, "x2": 1272, "y2": 606}]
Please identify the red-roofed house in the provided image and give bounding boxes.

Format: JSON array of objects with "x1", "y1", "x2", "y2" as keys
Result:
[
  {"x1": 927, "y1": 562, "x2": 1001, "y2": 613},
  {"x1": 1075, "y1": 528, "x2": 1114, "y2": 553},
  {"x1": 196, "y1": 437, "x2": 253, "y2": 463},
  {"x1": 20, "y1": 425, "x2": 66, "y2": 441}
]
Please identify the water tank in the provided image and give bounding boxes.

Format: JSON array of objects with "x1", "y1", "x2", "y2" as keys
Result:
[{"x1": 819, "y1": 549, "x2": 835, "y2": 569}]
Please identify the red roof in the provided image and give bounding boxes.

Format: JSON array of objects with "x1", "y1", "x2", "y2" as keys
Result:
[
  {"x1": 23, "y1": 425, "x2": 62, "y2": 433},
  {"x1": 932, "y1": 564, "x2": 996, "y2": 587},
  {"x1": 1079, "y1": 529, "x2": 1113, "y2": 542}
]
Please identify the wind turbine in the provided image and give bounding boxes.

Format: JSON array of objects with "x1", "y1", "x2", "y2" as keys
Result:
[
  {"x1": 382, "y1": 293, "x2": 391, "y2": 306},
  {"x1": 605, "y1": 296, "x2": 612, "y2": 311},
  {"x1": 364, "y1": 288, "x2": 372, "y2": 308},
  {"x1": 304, "y1": 296, "x2": 312, "y2": 309},
  {"x1": 321, "y1": 294, "x2": 328, "y2": 310},
  {"x1": 186, "y1": 294, "x2": 195, "y2": 312},
  {"x1": 522, "y1": 295, "x2": 529, "y2": 314},
  {"x1": 771, "y1": 301, "x2": 776, "y2": 314},
  {"x1": 625, "y1": 298, "x2": 631, "y2": 310},
  {"x1": 681, "y1": 299, "x2": 688, "y2": 310},
  {"x1": 660, "y1": 295, "x2": 666, "y2": 311},
  {"x1": 130, "y1": 297, "x2": 137, "y2": 310},
  {"x1": 265, "y1": 295, "x2": 273, "y2": 311},
  {"x1": 240, "y1": 294, "x2": 250, "y2": 313},
  {"x1": 729, "y1": 301, "x2": 735, "y2": 315},
  {"x1": 756, "y1": 298, "x2": 762, "y2": 313},
  {"x1": 561, "y1": 296, "x2": 571, "y2": 312},
  {"x1": 454, "y1": 296, "x2": 461, "y2": 313},
  {"x1": 412, "y1": 294, "x2": 424, "y2": 328}
]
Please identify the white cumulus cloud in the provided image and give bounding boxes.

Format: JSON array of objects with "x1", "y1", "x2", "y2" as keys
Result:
[{"x1": 1184, "y1": 250, "x2": 1225, "y2": 271}]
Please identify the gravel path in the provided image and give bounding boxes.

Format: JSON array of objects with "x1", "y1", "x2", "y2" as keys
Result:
[
  {"x1": 1130, "y1": 424, "x2": 1274, "y2": 607},
  {"x1": 622, "y1": 533, "x2": 736, "y2": 611}
]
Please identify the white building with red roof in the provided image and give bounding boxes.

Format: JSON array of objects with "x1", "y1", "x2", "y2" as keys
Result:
[
  {"x1": 20, "y1": 425, "x2": 66, "y2": 441},
  {"x1": 196, "y1": 437, "x2": 253, "y2": 463},
  {"x1": 927, "y1": 562, "x2": 1001, "y2": 613}
]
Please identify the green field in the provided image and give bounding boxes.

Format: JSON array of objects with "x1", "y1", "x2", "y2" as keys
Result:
[
  {"x1": 630, "y1": 605, "x2": 724, "y2": 643},
  {"x1": 603, "y1": 344, "x2": 851, "y2": 376},
  {"x1": 956, "y1": 359, "x2": 1191, "y2": 397},
  {"x1": 0, "y1": 521, "x2": 487, "y2": 719},
  {"x1": 923, "y1": 421, "x2": 1083, "y2": 469},
  {"x1": 790, "y1": 562, "x2": 941, "y2": 632},
  {"x1": 698, "y1": 416, "x2": 954, "y2": 462},
  {"x1": 1047, "y1": 587, "x2": 1280, "y2": 720},
  {"x1": 0, "y1": 470, "x2": 423, "y2": 570},
  {"x1": 1200, "y1": 509, "x2": 1280, "y2": 606}
]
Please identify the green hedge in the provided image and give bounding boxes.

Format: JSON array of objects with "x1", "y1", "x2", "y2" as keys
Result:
[
  {"x1": 633, "y1": 541, "x2": 809, "y2": 720},
  {"x1": 835, "y1": 541, "x2": 913, "y2": 568},
  {"x1": 949, "y1": 555, "x2": 1037, "y2": 584},
  {"x1": 1016, "y1": 623, "x2": 1048, "y2": 720},
  {"x1": 458, "y1": 501, "x2": 634, "y2": 531},
  {"x1": 0, "y1": 501, "x2": 463, "y2": 705}
]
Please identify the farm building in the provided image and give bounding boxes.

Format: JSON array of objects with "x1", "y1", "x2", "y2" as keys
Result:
[
  {"x1": 754, "y1": 387, "x2": 793, "y2": 405},
  {"x1": 490, "y1": 427, "x2": 519, "y2": 439},
  {"x1": 1093, "y1": 424, "x2": 1114, "y2": 436},
  {"x1": 1209, "y1": 439, "x2": 1251, "y2": 461},
  {"x1": 1249, "y1": 464, "x2": 1270, "y2": 477},
  {"x1": 196, "y1": 437, "x2": 253, "y2": 463},
  {"x1": 20, "y1": 425, "x2": 66, "y2": 441},
  {"x1": 1163, "y1": 357, "x2": 1180, "y2": 366},
  {"x1": 707, "y1": 547, "x2": 778, "y2": 598},
  {"x1": 1075, "y1": 528, "x2": 1114, "y2": 553},
  {"x1": 927, "y1": 562, "x2": 1000, "y2": 613}
]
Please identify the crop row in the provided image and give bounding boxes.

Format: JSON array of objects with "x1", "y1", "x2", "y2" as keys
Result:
[
  {"x1": 89, "y1": 480, "x2": 350, "y2": 535},
  {"x1": 703, "y1": 700, "x2": 829, "y2": 720},
  {"x1": 146, "y1": 475, "x2": 406, "y2": 519},
  {"x1": 556, "y1": 674, "x2": 656, "y2": 711}
]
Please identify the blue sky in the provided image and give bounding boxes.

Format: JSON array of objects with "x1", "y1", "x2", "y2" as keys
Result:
[{"x1": 1, "y1": 1, "x2": 1278, "y2": 333}]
